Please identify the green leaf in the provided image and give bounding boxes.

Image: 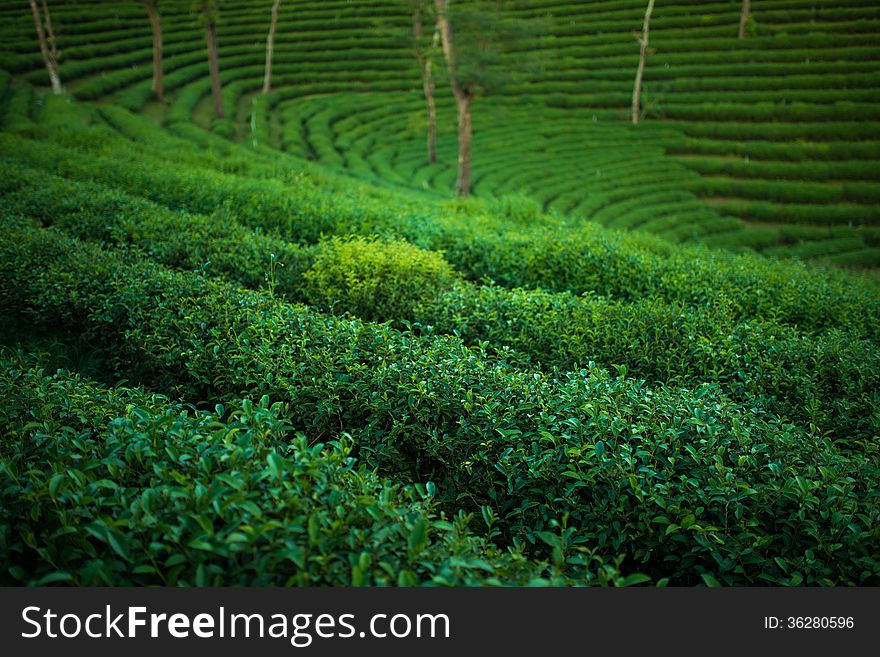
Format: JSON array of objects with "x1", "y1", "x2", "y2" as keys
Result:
[
  {"x1": 48, "y1": 473, "x2": 65, "y2": 499},
  {"x1": 33, "y1": 572, "x2": 74, "y2": 586},
  {"x1": 408, "y1": 518, "x2": 428, "y2": 554},
  {"x1": 536, "y1": 531, "x2": 559, "y2": 548},
  {"x1": 307, "y1": 515, "x2": 320, "y2": 545},
  {"x1": 188, "y1": 540, "x2": 214, "y2": 552},
  {"x1": 700, "y1": 573, "x2": 721, "y2": 588},
  {"x1": 481, "y1": 505, "x2": 494, "y2": 528},
  {"x1": 106, "y1": 531, "x2": 130, "y2": 561},
  {"x1": 267, "y1": 452, "x2": 284, "y2": 479},
  {"x1": 619, "y1": 573, "x2": 651, "y2": 587}
]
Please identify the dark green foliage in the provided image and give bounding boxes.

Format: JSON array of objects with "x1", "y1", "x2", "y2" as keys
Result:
[
  {"x1": 1, "y1": 0, "x2": 880, "y2": 591},
  {"x1": 2, "y1": 225, "x2": 878, "y2": 585},
  {"x1": 0, "y1": 353, "x2": 550, "y2": 586},
  {"x1": 3, "y1": 164, "x2": 876, "y2": 443}
]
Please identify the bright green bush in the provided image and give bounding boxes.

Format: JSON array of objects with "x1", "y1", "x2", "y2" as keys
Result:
[{"x1": 303, "y1": 235, "x2": 460, "y2": 323}]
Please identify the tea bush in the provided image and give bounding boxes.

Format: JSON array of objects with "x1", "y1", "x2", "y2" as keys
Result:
[
  {"x1": 2, "y1": 164, "x2": 877, "y2": 441},
  {"x1": 0, "y1": 353, "x2": 562, "y2": 587},
  {"x1": 2, "y1": 127, "x2": 877, "y2": 342},
  {"x1": 304, "y1": 235, "x2": 460, "y2": 323},
  {"x1": 3, "y1": 225, "x2": 878, "y2": 585}
]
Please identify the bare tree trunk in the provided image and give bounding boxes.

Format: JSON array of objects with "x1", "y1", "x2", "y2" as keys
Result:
[
  {"x1": 434, "y1": 0, "x2": 473, "y2": 197},
  {"x1": 204, "y1": 19, "x2": 224, "y2": 118},
  {"x1": 738, "y1": 0, "x2": 751, "y2": 39},
  {"x1": 262, "y1": 0, "x2": 281, "y2": 94},
  {"x1": 144, "y1": 0, "x2": 163, "y2": 101},
  {"x1": 631, "y1": 0, "x2": 654, "y2": 125},
  {"x1": 456, "y1": 94, "x2": 472, "y2": 198},
  {"x1": 28, "y1": 0, "x2": 61, "y2": 94},
  {"x1": 41, "y1": 0, "x2": 57, "y2": 59},
  {"x1": 424, "y1": 49, "x2": 438, "y2": 165},
  {"x1": 413, "y1": 8, "x2": 438, "y2": 164}
]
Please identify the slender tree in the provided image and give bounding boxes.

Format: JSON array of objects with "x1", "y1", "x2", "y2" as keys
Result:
[
  {"x1": 143, "y1": 0, "x2": 163, "y2": 101},
  {"x1": 432, "y1": 1, "x2": 530, "y2": 196},
  {"x1": 195, "y1": 0, "x2": 224, "y2": 118},
  {"x1": 631, "y1": 0, "x2": 655, "y2": 125},
  {"x1": 412, "y1": 3, "x2": 439, "y2": 164},
  {"x1": 40, "y1": 0, "x2": 58, "y2": 59},
  {"x1": 262, "y1": 0, "x2": 282, "y2": 94},
  {"x1": 434, "y1": 0, "x2": 474, "y2": 197},
  {"x1": 28, "y1": 0, "x2": 62, "y2": 94},
  {"x1": 738, "y1": 0, "x2": 751, "y2": 39}
]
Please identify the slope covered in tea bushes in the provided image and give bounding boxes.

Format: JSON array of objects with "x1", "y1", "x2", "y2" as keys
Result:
[
  {"x1": 2, "y1": 0, "x2": 876, "y2": 264},
  {"x1": 0, "y1": 1, "x2": 878, "y2": 587}
]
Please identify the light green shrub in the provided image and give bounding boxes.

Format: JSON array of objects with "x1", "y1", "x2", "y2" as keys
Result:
[{"x1": 304, "y1": 235, "x2": 459, "y2": 322}]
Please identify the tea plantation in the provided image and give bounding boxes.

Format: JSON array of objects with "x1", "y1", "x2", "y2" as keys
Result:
[{"x1": 0, "y1": 0, "x2": 878, "y2": 587}]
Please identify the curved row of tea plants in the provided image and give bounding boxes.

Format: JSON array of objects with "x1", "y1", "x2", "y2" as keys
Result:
[
  {"x1": 2, "y1": 223, "x2": 878, "y2": 585},
  {"x1": 0, "y1": 352, "x2": 574, "y2": 587},
  {"x1": 2, "y1": 161, "x2": 878, "y2": 443},
  {"x1": 2, "y1": 102, "x2": 876, "y2": 344},
  {"x1": 1, "y1": 0, "x2": 878, "y2": 262}
]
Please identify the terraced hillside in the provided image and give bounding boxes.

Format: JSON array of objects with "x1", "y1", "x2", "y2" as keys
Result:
[
  {"x1": 1, "y1": 0, "x2": 878, "y2": 265},
  {"x1": 0, "y1": 2, "x2": 879, "y2": 587}
]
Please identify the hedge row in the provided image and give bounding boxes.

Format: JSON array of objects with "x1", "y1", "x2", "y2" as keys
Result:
[
  {"x1": 2, "y1": 115, "x2": 878, "y2": 343},
  {"x1": 0, "y1": 160, "x2": 314, "y2": 294},
  {"x1": 678, "y1": 120, "x2": 880, "y2": 143},
  {"x1": 4, "y1": 164, "x2": 878, "y2": 440},
  {"x1": 690, "y1": 177, "x2": 880, "y2": 208},
  {"x1": 418, "y1": 282, "x2": 880, "y2": 441},
  {"x1": 680, "y1": 158, "x2": 880, "y2": 183},
  {"x1": 0, "y1": 353, "x2": 565, "y2": 587},
  {"x1": 2, "y1": 224, "x2": 878, "y2": 585},
  {"x1": 660, "y1": 101, "x2": 880, "y2": 123},
  {"x1": 670, "y1": 139, "x2": 880, "y2": 163},
  {"x1": 707, "y1": 198, "x2": 879, "y2": 227}
]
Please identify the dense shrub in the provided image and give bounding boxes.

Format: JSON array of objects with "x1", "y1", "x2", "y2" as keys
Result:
[
  {"x1": 3, "y1": 225, "x2": 878, "y2": 585},
  {"x1": 304, "y1": 235, "x2": 459, "y2": 323},
  {"x1": 0, "y1": 354, "x2": 562, "y2": 587},
  {"x1": 418, "y1": 284, "x2": 880, "y2": 440},
  {"x1": 2, "y1": 164, "x2": 877, "y2": 441},
  {"x1": 3, "y1": 126, "x2": 878, "y2": 343}
]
